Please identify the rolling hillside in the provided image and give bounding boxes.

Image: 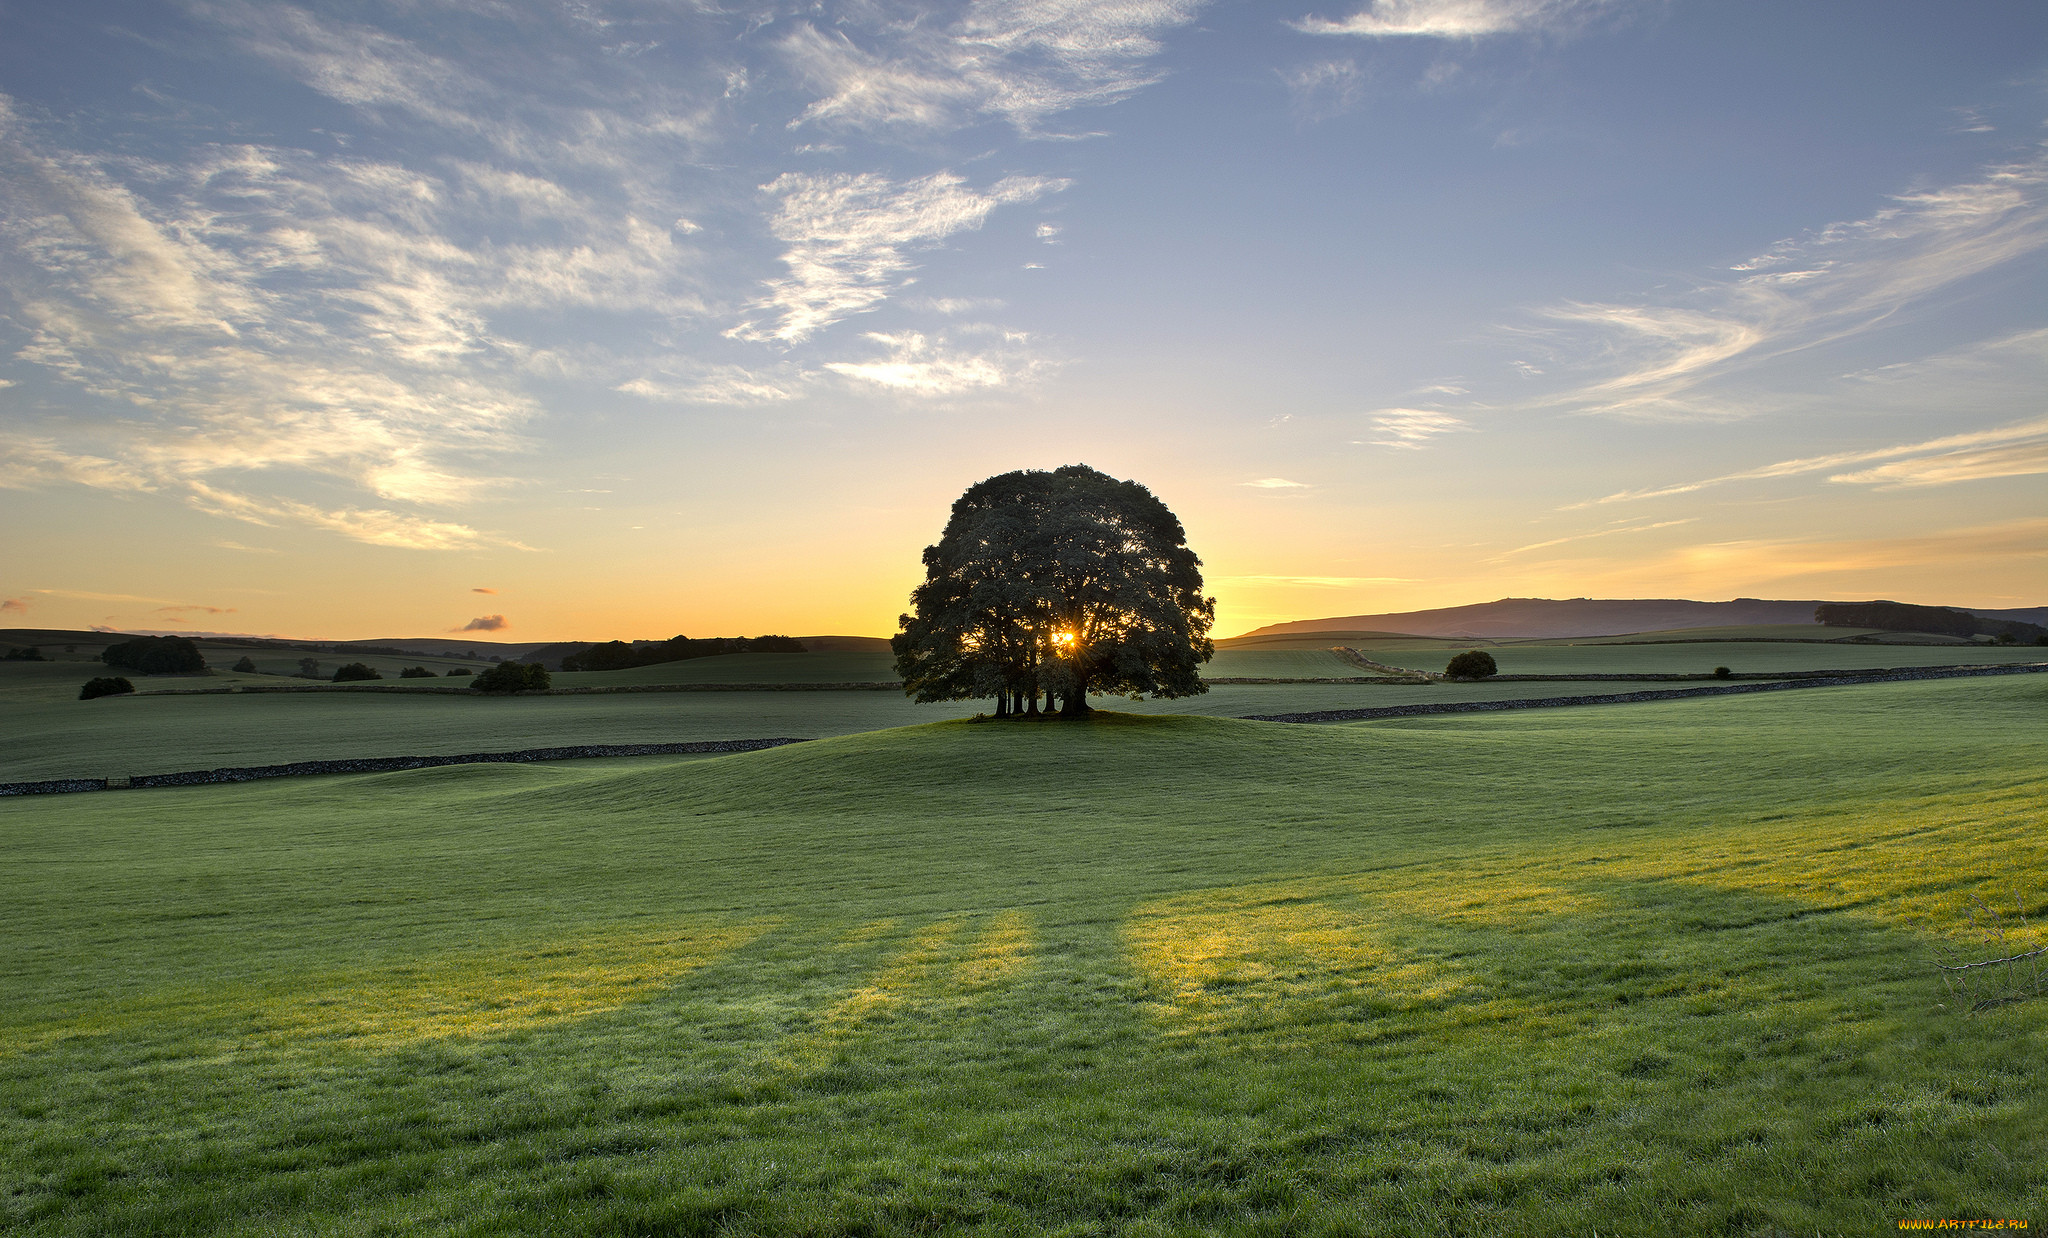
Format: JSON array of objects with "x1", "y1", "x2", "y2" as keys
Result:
[{"x1": 1236, "y1": 597, "x2": 2048, "y2": 641}]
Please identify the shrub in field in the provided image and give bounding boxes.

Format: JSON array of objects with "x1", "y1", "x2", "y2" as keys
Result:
[
  {"x1": 1713, "y1": 666, "x2": 1733, "y2": 679},
  {"x1": 3, "y1": 645, "x2": 46, "y2": 661},
  {"x1": 445, "y1": 666, "x2": 473, "y2": 677},
  {"x1": 80, "y1": 676, "x2": 135, "y2": 700},
  {"x1": 1444, "y1": 650, "x2": 1497, "y2": 679},
  {"x1": 399, "y1": 666, "x2": 437, "y2": 678},
  {"x1": 102, "y1": 635, "x2": 205, "y2": 674},
  {"x1": 331, "y1": 662, "x2": 382, "y2": 682},
  {"x1": 472, "y1": 661, "x2": 550, "y2": 693},
  {"x1": 231, "y1": 656, "x2": 258, "y2": 672},
  {"x1": 297, "y1": 657, "x2": 321, "y2": 678}
]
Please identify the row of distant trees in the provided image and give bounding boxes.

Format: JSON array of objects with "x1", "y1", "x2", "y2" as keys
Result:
[
  {"x1": 559, "y1": 634, "x2": 805, "y2": 672},
  {"x1": 893, "y1": 465, "x2": 1214, "y2": 718},
  {"x1": 1816, "y1": 602, "x2": 2046, "y2": 644}
]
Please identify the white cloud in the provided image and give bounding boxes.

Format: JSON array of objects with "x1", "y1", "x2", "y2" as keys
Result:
[
  {"x1": 1281, "y1": 59, "x2": 1368, "y2": 121},
  {"x1": 1358, "y1": 408, "x2": 1473, "y2": 448},
  {"x1": 1241, "y1": 477, "x2": 1310, "y2": 488},
  {"x1": 784, "y1": 0, "x2": 1206, "y2": 137},
  {"x1": 1292, "y1": 0, "x2": 1618, "y2": 38},
  {"x1": 1494, "y1": 517, "x2": 1697, "y2": 559},
  {"x1": 1827, "y1": 441, "x2": 2048, "y2": 489},
  {"x1": 823, "y1": 331, "x2": 1045, "y2": 395},
  {"x1": 1582, "y1": 415, "x2": 2048, "y2": 506},
  {"x1": 616, "y1": 366, "x2": 801, "y2": 405},
  {"x1": 730, "y1": 171, "x2": 1066, "y2": 343},
  {"x1": 1523, "y1": 143, "x2": 2048, "y2": 419},
  {"x1": 184, "y1": 483, "x2": 530, "y2": 551}
]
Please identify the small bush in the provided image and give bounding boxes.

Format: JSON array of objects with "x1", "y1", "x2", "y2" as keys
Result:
[
  {"x1": 3, "y1": 645, "x2": 46, "y2": 661},
  {"x1": 102, "y1": 635, "x2": 205, "y2": 674},
  {"x1": 80, "y1": 676, "x2": 135, "y2": 700},
  {"x1": 1712, "y1": 666, "x2": 1732, "y2": 679},
  {"x1": 398, "y1": 666, "x2": 437, "y2": 678},
  {"x1": 231, "y1": 656, "x2": 258, "y2": 672},
  {"x1": 331, "y1": 662, "x2": 382, "y2": 682},
  {"x1": 472, "y1": 661, "x2": 550, "y2": 693},
  {"x1": 445, "y1": 666, "x2": 473, "y2": 677},
  {"x1": 297, "y1": 657, "x2": 321, "y2": 679},
  {"x1": 1444, "y1": 650, "x2": 1497, "y2": 679}
]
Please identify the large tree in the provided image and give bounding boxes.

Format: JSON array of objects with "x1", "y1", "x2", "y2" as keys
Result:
[{"x1": 893, "y1": 465, "x2": 1214, "y2": 718}]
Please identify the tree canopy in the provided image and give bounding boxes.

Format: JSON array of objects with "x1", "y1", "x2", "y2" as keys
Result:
[
  {"x1": 472, "y1": 661, "x2": 551, "y2": 693},
  {"x1": 101, "y1": 635, "x2": 205, "y2": 674},
  {"x1": 893, "y1": 465, "x2": 1214, "y2": 718}
]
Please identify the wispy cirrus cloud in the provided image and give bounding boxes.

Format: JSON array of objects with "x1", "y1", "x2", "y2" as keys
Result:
[
  {"x1": 1292, "y1": 0, "x2": 1620, "y2": 39},
  {"x1": 1281, "y1": 59, "x2": 1369, "y2": 122},
  {"x1": 1581, "y1": 415, "x2": 2048, "y2": 506},
  {"x1": 1521, "y1": 143, "x2": 2048, "y2": 419},
  {"x1": 730, "y1": 171, "x2": 1066, "y2": 343},
  {"x1": 1240, "y1": 477, "x2": 1310, "y2": 488},
  {"x1": 1492, "y1": 517, "x2": 1696, "y2": 560},
  {"x1": 1357, "y1": 408, "x2": 1473, "y2": 449},
  {"x1": 783, "y1": 0, "x2": 1206, "y2": 138},
  {"x1": 1827, "y1": 441, "x2": 2048, "y2": 489},
  {"x1": 1217, "y1": 574, "x2": 1413, "y2": 586},
  {"x1": 617, "y1": 365, "x2": 803, "y2": 406}
]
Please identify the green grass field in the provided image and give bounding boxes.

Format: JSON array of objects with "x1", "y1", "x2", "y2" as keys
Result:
[
  {"x1": 530, "y1": 649, "x2": 1362, "y2": 687},
  {"x1": 2, "y1": 675, "x2": 2044, "y2": 1234},
  {"x1": 1, "y1": 673, "x2": 1731, "y2": 783},
  {"x1": 1343, "y1": 641, "x2": 2045, "y2": 676}
]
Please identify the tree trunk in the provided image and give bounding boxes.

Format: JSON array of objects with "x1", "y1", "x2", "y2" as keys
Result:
[
  {"x1": 1060, "y1": 683, "x2": 1091, "y2": 717},
  {"x1": 994, "y1": 692, "x2": 1009, "y2": 718}
]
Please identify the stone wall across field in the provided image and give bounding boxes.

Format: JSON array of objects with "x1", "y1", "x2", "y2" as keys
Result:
[
  {"x1": 1244, "y1": 662, "x2": 2048, "y2": 724},
  {"x1": 0, "y1": 738, "x2": 810, "y2": 798}
]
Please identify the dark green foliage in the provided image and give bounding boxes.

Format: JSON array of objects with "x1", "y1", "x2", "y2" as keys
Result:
[
  {"x1": 398, "y1": 666, "x2": 437, "y2": 678},
  {"x1": 78, "y1": 676, "x2": 134, "y2": 700},
  {"x1": 230, "y1": 656, "x2": 258, "y2": 673},
  {"x1": 3, "y1": 645, "x2": 46, "y2": 661},
  {"x1": 100, "y1": 635, "x2": 205, "y2": 674},
  {"x1": 1713, "y1": 666, "x2": 1732, "y2": 679},
  {"x1": 894, "y1": 464, "x2": 1214, "y2": 718},
  {"x1": 330, "y1": 663, "x2": 382, "y2": 682},
  {"x1": 1444, "y1": 649, "x2": 1498, "y2": 678},
  {"x1": 471, "y1": 661, "x2": 550, "y2": 692},
  {"x1": 296, "y1": 657, "x2": 320, "y2": 679},
  {"x1": 444, "y1": 666, "x2": 473, "y2": 677},
  {"x1": 559, "y1": 634, "x2": 806, "y2": 672},
  {"x1": 1816, "y1": 601, "x2": 2046, "y2": 643}
]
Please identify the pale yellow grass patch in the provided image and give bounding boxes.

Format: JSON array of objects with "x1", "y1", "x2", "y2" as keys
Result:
[
  {"x1": 957, "y1": 909, "x2": 1034, "y2": 988},
  {"x1": 1125, "y1": 885, "x2": 1466, "y2": 1036},
  {"x1": 770, "y1": 911, "x2": 1033, "y2": 1072},
  {"x1": 1370, "y1": 875, "x2": 1605, "y2": 926},
  {"x1": 773, "y1": 916, "x2": 967, "y2": 1072},
  {"x1": 254, "y1": 920, "x2": 776, "y2": 1048}
]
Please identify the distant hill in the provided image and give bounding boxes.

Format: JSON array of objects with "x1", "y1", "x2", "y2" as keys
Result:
[{"x1": 1235, "y1": 598, "x2": 2048, "y2": 641}]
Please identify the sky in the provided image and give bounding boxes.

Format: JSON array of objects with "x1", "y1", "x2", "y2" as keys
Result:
[{"x1": 1, "y1": 0, "x2": 2044, "y2": 642}]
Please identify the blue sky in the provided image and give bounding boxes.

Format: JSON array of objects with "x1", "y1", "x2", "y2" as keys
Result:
[{"x1": 1, "y1": 0, "x2": 2043, "y2": 639}]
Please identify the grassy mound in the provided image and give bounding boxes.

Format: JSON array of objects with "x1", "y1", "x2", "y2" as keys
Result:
[{"x1": 2, "y1": 681, "x2": 2044, "y2": 1233}]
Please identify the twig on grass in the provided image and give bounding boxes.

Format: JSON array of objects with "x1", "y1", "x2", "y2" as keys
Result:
[{"x1": 1930, "y1": 881, "x2": 2047, "y2": 1013}]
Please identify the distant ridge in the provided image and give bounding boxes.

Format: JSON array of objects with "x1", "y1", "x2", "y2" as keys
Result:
[{"x1": 1236, "y1": 598, "x2": 2048, "y2": 641}]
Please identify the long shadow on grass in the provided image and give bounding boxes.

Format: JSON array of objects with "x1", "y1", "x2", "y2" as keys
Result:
[{"x1": 5, "y1": 876, "x2": 2040, "y2": 1236}]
